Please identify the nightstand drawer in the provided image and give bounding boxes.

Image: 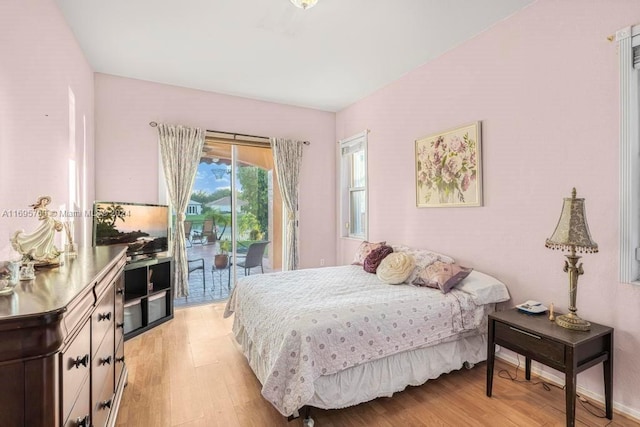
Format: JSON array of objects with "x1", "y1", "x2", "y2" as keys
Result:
[{"x1": 495, "y1": 321, "x2": 565, "y2": 367}]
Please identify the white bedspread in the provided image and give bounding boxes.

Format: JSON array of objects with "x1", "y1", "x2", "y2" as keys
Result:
[{"x1": 223, "y1": 265, "x2": 508, "y2": 416}]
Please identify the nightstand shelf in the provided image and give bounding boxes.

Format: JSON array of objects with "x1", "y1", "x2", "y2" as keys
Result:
[{"x1": 486, "y1": 308, "x2": 613, "y2": 427}]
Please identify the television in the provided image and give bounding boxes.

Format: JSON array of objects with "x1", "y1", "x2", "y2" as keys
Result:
[{"x1": 93, "y1": 201, "x2": 169, "y2": 259}]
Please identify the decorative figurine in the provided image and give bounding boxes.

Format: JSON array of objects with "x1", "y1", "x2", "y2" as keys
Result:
[
  {"x1": 10, "y1": 196, "x2": 63, "y2": 264},
  {"x1": 549, "y1": 302, "x2": 555, "y2": 322}
]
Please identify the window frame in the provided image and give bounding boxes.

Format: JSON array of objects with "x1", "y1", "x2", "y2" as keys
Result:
[
  {"x1": 339, "y1": 130, "x2": 369, "y2": 240},
  {"x1": 617, "y1": 25, "x2": 640, "y2": 283}
]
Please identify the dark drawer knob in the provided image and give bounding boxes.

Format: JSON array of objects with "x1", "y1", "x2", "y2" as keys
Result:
[
  {"x1": 99, "y1": 356, "x2": 112, "y2": 365},
  {"x1": 71, "y1": 354, "x2": 89, "y2": 369},
  {"x1": 116, "y1": 322, "x2": 125, "y2": 329},
  {"x1": 98, "y1": 312, "x2": 112, "y2": 322},
  {"x1": 116, "y1": 288, "x2": 124, "y2": 295},
  {"x1": 116, "y1": 355, "x2": 125, "y2": 364},
  {"x1": 99, "y1": 399, "x2": 112, "y2": 410},
  {"x1": 75, "y1": 414, "x2": 90, "y2": 427}
]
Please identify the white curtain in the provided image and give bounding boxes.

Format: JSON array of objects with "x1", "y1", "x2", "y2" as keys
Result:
[
  {"x1": 270, "y1": 138, "x2": 303, "y2": 271},
  {"x1": 157, "y1": 123, "x2": 205, "y2": 297}
]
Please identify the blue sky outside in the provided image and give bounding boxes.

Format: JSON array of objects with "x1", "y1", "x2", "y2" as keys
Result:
[{"x1": 193, "y1": 162, "x2": 239, "y2": 195}]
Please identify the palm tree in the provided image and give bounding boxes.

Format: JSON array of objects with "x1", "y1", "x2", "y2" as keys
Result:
[
  {"x1": 96, "y1": 203, "x2": 126, "y2": 228},
  {"x1": 205, "y1": 208, "x2": 231, "y2": 241}
]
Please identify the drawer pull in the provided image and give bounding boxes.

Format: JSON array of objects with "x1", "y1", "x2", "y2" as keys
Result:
[
  {"x1": 98, "y1": 312, "x2": 112, "y2": 322},
  {"x1": 116, "y1": 355, "x2": 125, "y2": 364},
  {"x1": 116, "y1": 287, "x2": 124, "y2": 295},
  {"x1": 71, "y1": 354, "x2": 89, "y2": 369},
  {"x1": 99, "y1": 399, "x2": 112, "y2": 410},
  {"x1": 116, "y1": 322, "x2": 125, "y2": 329},
  {"x1": 75, "y1": 414, "x2": 90, "y2": 427},
  {"x1": 509, "y1": 326, "x2": 541, "y2": 339},
  {"x1": 99, "y1": 356, "x2": 113, "y2": 365}
]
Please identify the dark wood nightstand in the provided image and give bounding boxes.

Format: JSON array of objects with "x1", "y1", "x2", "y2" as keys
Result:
[{"x1": 486, "y1": 308, "x2": 613, "y2": 427}]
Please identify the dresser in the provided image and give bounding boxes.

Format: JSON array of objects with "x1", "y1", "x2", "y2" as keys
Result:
[{"x1": 0, "y1": 246, "x2": 128, "y2": 427}]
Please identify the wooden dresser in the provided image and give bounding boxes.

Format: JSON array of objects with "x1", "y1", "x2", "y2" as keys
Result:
[{"x1": 0, "y1": 246, "x2": 128, "y2": 427}]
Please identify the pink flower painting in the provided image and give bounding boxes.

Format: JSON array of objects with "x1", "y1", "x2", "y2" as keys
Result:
[{"x1": 416, "y1": 122, "x2": 482, "y2": 207}]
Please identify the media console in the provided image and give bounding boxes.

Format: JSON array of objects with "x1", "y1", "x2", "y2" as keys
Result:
[{"x1": 123, "y1": 255, "x2": 174, "y2": 340}]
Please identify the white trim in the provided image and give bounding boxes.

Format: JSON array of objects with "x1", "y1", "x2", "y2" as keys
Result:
[
  {"x1": 618, "y1": 24, "x2": 640, "y2": 283},
  {"x1": 496, "y1": 351, "x2": 640, "y2": 423},
  {"x1": 338, "y1": 129, "x2": 369, "y2": 145}
]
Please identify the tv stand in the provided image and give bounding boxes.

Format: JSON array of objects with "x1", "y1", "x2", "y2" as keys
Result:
[{"x1": 123, "y1": 255, "x2": 174, "y2": 340}]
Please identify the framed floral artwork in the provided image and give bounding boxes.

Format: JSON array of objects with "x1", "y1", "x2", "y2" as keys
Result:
[{"x1": 415, "y1": 121, "x2": 482, "y2": 207}]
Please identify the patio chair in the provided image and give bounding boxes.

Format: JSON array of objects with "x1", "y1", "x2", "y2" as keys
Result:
[
  {"x1": 201, "y1": 219, "x2": 216, "y2": 245},
  {"x1": 184, "y1": 220, "x2": 193, "y2": 248},
  {"x1": 229, "y1": 241, "x2": 270, "y2": 283},
  {"x1": 187, "y1": 258, "x2": 206, "y2": 291}
]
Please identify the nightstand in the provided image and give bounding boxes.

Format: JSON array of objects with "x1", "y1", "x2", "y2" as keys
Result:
[{"x1": 486, "y1": 308, "x2": 613, "y2": 427}]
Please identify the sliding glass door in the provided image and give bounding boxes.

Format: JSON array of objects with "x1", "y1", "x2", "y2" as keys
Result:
[{"x1": 179, "y1": 140, "x2": 281, "y2": 304}]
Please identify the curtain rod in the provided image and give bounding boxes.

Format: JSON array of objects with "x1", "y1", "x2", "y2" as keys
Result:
[{"x1": 149, "y1": 121, "x2": 310, "y2": 145}]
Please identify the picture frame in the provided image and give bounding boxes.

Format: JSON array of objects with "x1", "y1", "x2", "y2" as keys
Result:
[{"x1": 415, "y1": 121, "x2": 482, "y2": 207}]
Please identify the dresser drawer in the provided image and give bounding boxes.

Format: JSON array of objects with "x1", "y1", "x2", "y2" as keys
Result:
[
  {"x1": 92, "y1": 288, "x2": 115, "y2": 353},
  {"x1": 114, "y1": 336, "x2": 125, "y2": 387},
  {"x1": 60, "y1": 319, "x2": 91, "y2": 421},
  {"x1": 115, "y1": 287, "x2": 125, "y2": 344},
  {"x1": 62, "y1": 375, "x2": 90, "y2": 427},
  {"x1": 92, "y1": 369, "x2": 115, "y2": 427},
  {"x1": 92, "y1": 323, "x2": 115, "y2": 403},
  {"x1": 494, "y1": 320, "x2": 565, "y2": 367}
]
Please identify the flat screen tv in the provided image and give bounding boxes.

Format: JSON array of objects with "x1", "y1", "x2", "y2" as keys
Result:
[{"x1": 93, "y1": 201, "x2": 169, "y2": 259}]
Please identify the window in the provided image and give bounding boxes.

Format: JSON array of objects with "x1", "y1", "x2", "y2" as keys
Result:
[
  {"x1": 339, "y1": 130, "x2": 368, "y2": 239},
  {"x1": 617, "y1": 25, "x2": 640, "y2": 283}
]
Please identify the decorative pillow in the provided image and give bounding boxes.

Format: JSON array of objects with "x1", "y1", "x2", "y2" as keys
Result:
[
  {"x1": 376, "y1": 252, "x2": 415, "y2": 285},
  {"x1": 413, "y1": 261, "x2": 473, "y2": 293},
  {"x1": 352, "y1": 241, "x2": 386, "y2": 265},
  {"x1": 363, "y1": 245, "x2": 393, "y2": 273},
  {"x1": 392, "y1": 244, "x2": 455, "y2": 284}
]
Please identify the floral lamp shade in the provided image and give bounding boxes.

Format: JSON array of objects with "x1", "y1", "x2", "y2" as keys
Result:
[{"x1": 545, "y1": 188, "x2": 598, "y2": 253}]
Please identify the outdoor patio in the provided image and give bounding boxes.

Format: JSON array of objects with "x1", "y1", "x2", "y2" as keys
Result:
[{"x1": 174, "y1": 241, "x2": 273, "y2": 308}]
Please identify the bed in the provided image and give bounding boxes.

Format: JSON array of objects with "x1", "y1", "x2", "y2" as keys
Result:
[{"x1": 223, "y1": 263, "x2": 510, "y2": 422}]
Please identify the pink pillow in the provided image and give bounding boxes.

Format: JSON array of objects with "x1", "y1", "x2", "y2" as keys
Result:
[
  {"x1": 352, "y1": 241, "x2": 386, "y2": 265},
  {"x1": 412, "y1": 261, "x2": 473, "y2": 293},
  {"x1": 363, "y1": 245, "x2": 393, "y2": 273}
]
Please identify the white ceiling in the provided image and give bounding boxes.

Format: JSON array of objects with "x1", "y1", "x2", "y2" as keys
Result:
[{"x1": 54, "y1": 0, "x2": 534, "y2": 112}]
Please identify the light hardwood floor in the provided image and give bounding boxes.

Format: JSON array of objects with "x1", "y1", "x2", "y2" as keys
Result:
[{"x1": 115, "y1": 303, "x2": 639, "y2": 427}]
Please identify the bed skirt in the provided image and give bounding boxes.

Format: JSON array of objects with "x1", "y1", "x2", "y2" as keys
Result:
[{"x1": 232, "y1": 317, "x2": 487, "y2": 412}]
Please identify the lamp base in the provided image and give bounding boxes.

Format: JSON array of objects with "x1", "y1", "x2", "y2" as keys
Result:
[{"x1": 555, "y1": 313, "x2": 591, "y2": 331}]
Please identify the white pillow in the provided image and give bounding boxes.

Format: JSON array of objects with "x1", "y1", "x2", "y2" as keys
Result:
[
  {"x1": 376, "y1": 252, "x2": 415, "y2": 285},
  {"x1": 455, "y1": 270, "x2": 511, "y2": 305}
]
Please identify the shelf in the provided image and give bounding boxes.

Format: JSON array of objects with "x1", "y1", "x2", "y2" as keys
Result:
[{"x1": 123, "y1": 257, "x2": 173, "y2": 340}]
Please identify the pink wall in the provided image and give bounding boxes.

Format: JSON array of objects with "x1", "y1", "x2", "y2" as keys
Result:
[
  {"x1": 4, "y1": 0, "x2": 640, "y2": 416},
  {"x1": 337, "y1": 0, "x2": 640, "y2": 415},
  {"x1": 0, "y1": 0, "x2": 95, "y2": 255},
  {"x1": 94, "y1": 74, "x2": 336, "y2": 268}
]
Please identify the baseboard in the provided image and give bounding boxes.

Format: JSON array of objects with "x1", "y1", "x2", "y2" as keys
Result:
[{"x1": 495, "y1": 350, "x2": 640, "y2": 423}]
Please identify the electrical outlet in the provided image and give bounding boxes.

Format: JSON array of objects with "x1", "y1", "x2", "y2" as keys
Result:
[{"x1": 320, "y1": 258, "x2": 325, "y2": 266}]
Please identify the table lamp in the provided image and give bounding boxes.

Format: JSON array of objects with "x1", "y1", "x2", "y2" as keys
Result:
[{"x1": 545, "y1": 188, "x2": 598, "y2": 331}]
